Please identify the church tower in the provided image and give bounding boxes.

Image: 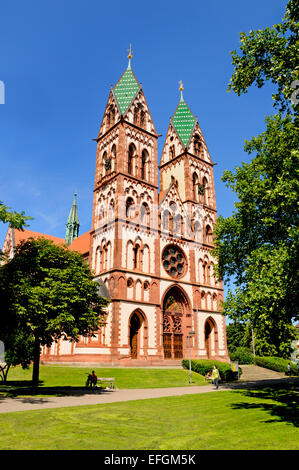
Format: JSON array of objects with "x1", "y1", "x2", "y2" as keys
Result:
[
  {"x1": 89, "y1": 48, "x2": 162, "y2": 361},
  {"x1": 65, "y1": 192, "x2": 80, "y2": 246},
  {"x1": 158, "y1": 82, "x2": 228, "y2": 362},
  {"x1": 40, "y1": 53, "x2": 229, "y2": 364}
]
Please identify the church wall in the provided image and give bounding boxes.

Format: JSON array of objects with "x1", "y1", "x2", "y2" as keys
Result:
[
  {"x1": 160, "y1": 159, "x2": 185, "y2": 200},
  {"x1": 38, "y1": 63, "x2": 229, "y2": 365}
]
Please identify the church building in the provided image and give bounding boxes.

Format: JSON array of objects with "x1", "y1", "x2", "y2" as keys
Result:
[{"x1": 2, "y1": 51, "x2": 229, "y2": 365}]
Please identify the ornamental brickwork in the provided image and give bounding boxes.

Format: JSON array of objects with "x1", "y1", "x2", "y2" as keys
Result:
[{"x1": 28, "y1": 60, "x2": 229, "y2": 364}]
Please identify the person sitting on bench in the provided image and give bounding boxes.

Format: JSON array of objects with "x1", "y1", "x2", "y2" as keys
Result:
[{"x1": 86, "y1": 370, "x2": 98, "y2": 388}]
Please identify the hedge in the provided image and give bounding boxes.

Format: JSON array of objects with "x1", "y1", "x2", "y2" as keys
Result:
[
  {"x1": 229, "y1": 347, "x2": 254, "y2": 364},
  {"x1": 254, "y1": 356, "x2": 298, "y2": 375},
  {"x1": 182, "y1": 359, "x2": 241, "y2": 382}
]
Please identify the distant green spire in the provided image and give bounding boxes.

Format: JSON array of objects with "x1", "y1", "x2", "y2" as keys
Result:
[
  {"x1": 65, "y1": 193, "x2": 80, "y2": 246},
  {"x1": 171, "y1": 82, "x2": 196, "y2": 147}
]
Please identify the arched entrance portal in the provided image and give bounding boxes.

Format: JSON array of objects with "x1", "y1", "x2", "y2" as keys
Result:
[
  {"x1": 162, "y1": 286, "x2": 190, "y2": 359},
  {"x1": 204, "y1": 317, "x2": 217, "y2": 359},
  {"x1": 129, "y1": 311, "x2": 143, "y2": 359}
]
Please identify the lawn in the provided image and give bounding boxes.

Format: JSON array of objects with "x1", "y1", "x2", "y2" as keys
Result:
[
  {"x1": 0, "y1": 385, "x2": 298, "y2": 450},
  {"x1": 0, "y1": 364, "x2": 206, "y2": 396}
]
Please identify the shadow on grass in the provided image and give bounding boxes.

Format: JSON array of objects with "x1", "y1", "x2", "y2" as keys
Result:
[
  {"x1": 0, "y1": 380, "x2": 110, "y2": 399},
  {"x1": 230, "y1": 382, "x2": 299, "y2": 428}
]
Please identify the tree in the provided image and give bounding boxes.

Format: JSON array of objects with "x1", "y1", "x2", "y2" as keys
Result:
[
  {"x1": 225, "y1": 322, "x2": 251, "y2": 354},
  {"x1": 228, "y1": 0, "x2": 299, "y2": 114},
  {"x1": 213, "y1": 1, "x2": 299, "y2": 358},
  {"x1": 0, "y1": 199, "x2": 33, "y2": 260},
  {"x1": 0, "y1": 331, "x2": 34, "y2": 382},
  {"x1": 0, "y1": 238, "x2": 109, "y2": 386},
  {"x1": 0, "y1": 200, "x2": 32, "y2": 229}
]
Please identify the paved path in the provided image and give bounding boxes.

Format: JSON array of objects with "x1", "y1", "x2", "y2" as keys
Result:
[
  {"x1": 0, "y1": 366, "x2": 298, "y2": 414},
  {"x1": 0, "y1": 385, "x2": 220, "y2": 414}
]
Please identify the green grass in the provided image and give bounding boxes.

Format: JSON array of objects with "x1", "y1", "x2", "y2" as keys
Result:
[
  {"x1": 0, "y1": 385, "x2": 298, "y2": 450},
  {"x1": 0, "y1": 364, "x2": 206, "y2": 396}
]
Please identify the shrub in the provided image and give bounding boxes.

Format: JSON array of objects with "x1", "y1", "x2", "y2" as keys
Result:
[
  {"x1": 182, "y1": 359, "x2": 241, "y2": 382},
  {"x1": 255, "y1": 356, "x2": 298, "y2": 375},
  {"x1": 230, "y1": 347, "x2": 254, "y2": 364}
]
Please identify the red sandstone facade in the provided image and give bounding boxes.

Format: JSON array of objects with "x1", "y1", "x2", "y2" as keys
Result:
[{"x1": 3, "y1": 62, "x2": 229, "y2": 365}]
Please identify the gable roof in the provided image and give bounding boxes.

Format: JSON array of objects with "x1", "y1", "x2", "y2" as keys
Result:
[
  {"x1": 158, "y1": 181, "x2": 185, "y2": 213},
  {"x1": 171, "y1": 100, "x2": 196, "y2": 148},
  {"x1": 13, "y1": 229, "x2": 65, "y2": 247},
  {"x1": 68, "y1": 230, "x2": 90, "y2": 255}
]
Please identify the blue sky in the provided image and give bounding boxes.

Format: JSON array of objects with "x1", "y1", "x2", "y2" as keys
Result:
[{"x1": 0, "y1": 0, "x2": 286, "y2": 291}]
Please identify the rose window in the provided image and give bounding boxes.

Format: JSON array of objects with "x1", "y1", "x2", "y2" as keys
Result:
[{"x1": 162, "y1": 245, "x2": 186, "y2": 278}]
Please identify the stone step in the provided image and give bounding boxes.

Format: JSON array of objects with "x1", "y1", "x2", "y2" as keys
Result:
[{"x1": 239, "y1": 364, "x2": 285, "y2": 381}]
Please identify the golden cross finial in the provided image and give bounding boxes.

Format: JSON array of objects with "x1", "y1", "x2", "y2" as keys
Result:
[
  {"x1": 179, "y1": 80, "x2": 184, "y2": 101},
  {"x1": 127, "y1": 44, "x2": 133, "y2": 69}
]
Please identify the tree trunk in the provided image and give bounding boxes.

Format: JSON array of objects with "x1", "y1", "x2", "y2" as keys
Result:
[
  {"x1": 32, "y1": 336, "x2": 41, "y2": 388},
  {"x1": 0, "y1": 364, "x2": 10, "y2": 383}
]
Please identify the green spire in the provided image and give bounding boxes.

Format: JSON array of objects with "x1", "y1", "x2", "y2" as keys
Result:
[
  {"x1": 171, "y1": 83, "x2": 196, "y2": 147},
  {"x1": 113, "y1": 47, "x2": 140, "y2": 115},
  {"x1": 65, "y1": 193, "x2": 80, "y2": 246},
  {"x1": 113, "y1": 68, "x2": 140, "y2": 115}
]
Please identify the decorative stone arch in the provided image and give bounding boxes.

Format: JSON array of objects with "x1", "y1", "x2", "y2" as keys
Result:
[
  {"x1": 161, "y1": 284, "x2": 192, "y2": 359},
  {"x1": 111, "y1": 144, "x2": 116, "y2": 172},
  {"x1": 204, "y1": 316, "x2": 219, "y2": 359},
  {"x1": 141, "y1": 148, "x2": 149, "y2": 180},
  {"x1": 128, "y1": 309, "x2": 148, "y2": 359},
  {"x1": 128, "y1": 142, "x2": 137, "y2": 176},
  {"x1": 202, "y1": 175, "x2": 209, "y2": 205}
]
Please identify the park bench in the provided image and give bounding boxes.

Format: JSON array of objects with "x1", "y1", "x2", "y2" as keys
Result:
[
  {"x1": 98, "y1": 377, "x2": 115, "y2": 390},
  {"x1": 204, "y1": 374, "x2": 213, "y2": 383}
]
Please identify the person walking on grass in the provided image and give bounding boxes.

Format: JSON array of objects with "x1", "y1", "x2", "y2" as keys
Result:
[{"x1": 212, "y1": 365, "x2": 220, "y2": 390}]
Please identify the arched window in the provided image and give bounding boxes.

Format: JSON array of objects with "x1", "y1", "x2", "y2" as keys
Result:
[
  {"x1": 162, "y1": 210, "x2": 170, "y2": 231},
  {"x1": 142, "y1": 245, "x2": 150, "y2": 272},
  {"x1": 110, "y1": 106, "x2": 115, "y2": 125},
  {"x1": 128, "y1": 144, "x2": 135, "y2": 175},
  {"x1": 206, "y1": 225, "x2": 213, "y2": 244},
  {"x1": 134, "y1": 108, "x2": 139, "y2": 125},
  {"x1": 194, "y1": 134, "x2": 201, "y2": 155},
  {"x1": 140, "y1": 110, "x2": 146, "y2": 128},
  {"x1": 102, "y1": 151, "x2": 107, "y2": 175},
  {"x1": 140, "y1": 202, "x2": 150, "y2": 226},
  {"x1": 126, "y1": 197, "x2": 135, "y2": 219},
  {"x1": 127, "y1": 242, "x2": 134, "y2": 270},
  {"x1": 193, "y1": 172, "x2": 198, "y2": 201},
  {"x1": 169, "y1": 145, "x2": 175, "y2": 159},
  {"x1": 210, "y1": 262, "x2": 215, "y2": 286},
  {"x1": 111, "y1": 144, "x2": 116, "y2": 172},
  {"x1": 108, "y1": 200, "x2": 114, "y2": 221},
  {"x1": 207, "y1": 264, "x2": 211, "y2": 284},
  {"x1": 194, "y1": 220, "x2": 201, "y2": 241},
  {"x1": 141, "y1": 149, "x2": 149, "y2": 180},
  {"x1": 202, "y1": 177, "x2": 209, "y2": 205},
  {"x1": 201, "y1": 291, "x2": 206, "y2": 309},
  {"x1": 106, "y1": 242, "x2": 112, "y2": 270},
  {"x1": 95, "y1": 246, "x2": 101, "y2": 274},
  {"x1": 174, "y1": 214, "x2": 183, "y2": 236},
  {"x1": 133, "y1": 244, "x2": 141, "y2": 270},
  {"x1": 213, "y1": 293, "x2": 218, "y2": 311}
]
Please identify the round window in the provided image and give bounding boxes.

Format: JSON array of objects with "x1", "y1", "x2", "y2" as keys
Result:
[{"x1": 161, "y1": 245, "x2": 187, "y2": 278}]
